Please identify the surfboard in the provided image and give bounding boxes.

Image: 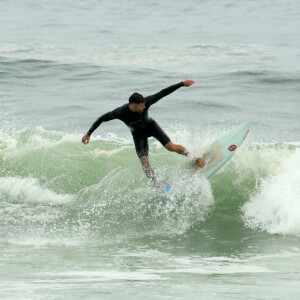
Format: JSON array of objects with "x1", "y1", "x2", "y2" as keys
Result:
[
  {"x1": 162, "y1": 121, "x2": 251, "y2": 191},
  {"x1": 201, "y1": 121, "x2": 251, "y2": 178}
]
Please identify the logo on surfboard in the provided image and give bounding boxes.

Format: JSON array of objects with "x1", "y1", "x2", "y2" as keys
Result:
[{"x1": 228, "y1": 144, "x2": 237, "y2": 151}]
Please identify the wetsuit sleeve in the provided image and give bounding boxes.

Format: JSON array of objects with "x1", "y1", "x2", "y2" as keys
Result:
[
  {"x1": 87, "y1": 109, "x2": 119, "y2": 135},
  {"x1": 145, "y1": 82, "x2": 184, "y2": 106}
]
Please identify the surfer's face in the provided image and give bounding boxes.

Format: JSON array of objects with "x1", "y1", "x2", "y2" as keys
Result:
[{"x1": 129, "y1": 102, "x2": 145, "y2": 113}]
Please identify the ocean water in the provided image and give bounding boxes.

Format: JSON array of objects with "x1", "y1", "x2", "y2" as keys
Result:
[{"x1": 1, "y1": 0, "x2": 300, "y2": 299}]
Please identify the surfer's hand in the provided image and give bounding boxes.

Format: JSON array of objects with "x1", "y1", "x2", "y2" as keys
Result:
[
  {"x1": 82, "y1": 133, "x2": 90, "y2": 145},
  {"x1": 183, "y1": 80, "x2": 195, "y2": 87},
  {"x1": 196, "y1": 157, "x2": 205, "y2": 168}
]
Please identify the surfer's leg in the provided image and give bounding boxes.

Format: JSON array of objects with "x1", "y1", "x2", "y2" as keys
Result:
[
  {"x1": 149, "y1": 120, "x2": 187, "y2": 155},
  {"x1": 139, "y1": 155, "x2": 158, "y2": 186},
  {"x1": 164, "y1": 142, "x2": 187, "y2": 155},
  {"x1": 164, "y1": 142, "x2": 205, "y2": 168},
  {"x1": 149, "y1": 120, "x2": 205, "y2": 168},
  {"x1": 132, "y1": 134, "x2": 158, "y2": 186}
]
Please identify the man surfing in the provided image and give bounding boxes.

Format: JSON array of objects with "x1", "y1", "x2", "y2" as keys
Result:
[{"x1": 82, "y1": 80, "x2": 205, "y2": 187}]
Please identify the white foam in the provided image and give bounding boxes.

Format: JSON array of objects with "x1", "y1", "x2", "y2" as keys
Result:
[
  {"x1": 41, "y1": 270, "x2": 163, "y2": 281},
  {"x1": 90, "y1": 134, "x2": 133, "y2": 158},
  {"x1": 242, "y1": 148, "x2": 300, "y2": 236},
  {"x1": 7, "y1": 237, "x2": 81, "y2": 247},
  {"x1": 0, "y1": 128, "x2": 133, "y2": 159},
  {"x1": 0, "y1": 177, "x2": 73, "y2": 204},
  {"x1": 0, "y1": 127, "x2": 65, "y2": 158},
  {"x1": 145, "y1": 265, "x2": 271, "y2": 275}
]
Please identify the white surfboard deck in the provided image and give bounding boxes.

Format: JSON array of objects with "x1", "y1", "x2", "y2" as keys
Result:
[{"x1": 201, "y1": 121, "x2": 251, "y2": 178}]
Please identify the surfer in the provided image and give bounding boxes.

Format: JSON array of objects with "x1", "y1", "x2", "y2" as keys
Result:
[{"x1": 82, "y1": 80, "x2": 205, "y2": 186}]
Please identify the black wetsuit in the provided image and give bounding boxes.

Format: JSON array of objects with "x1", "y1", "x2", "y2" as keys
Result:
[{"x1": 87, "y1": 82, "x2": 184, "y2": 158}]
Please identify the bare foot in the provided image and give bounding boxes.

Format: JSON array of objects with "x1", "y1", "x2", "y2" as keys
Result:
[{"x1": 196, "y1": 157, "x2": 205, "y2": 168}]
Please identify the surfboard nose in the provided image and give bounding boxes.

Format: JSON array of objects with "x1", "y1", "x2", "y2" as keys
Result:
[
  {"x1": 241, "y1": 121, "x2": 251, "y2": 129},
  {"x1": 239, "y1": 121, "x2": 251, "y2": 136},
  {"x1": 244, "y1": 121, "x2": 251, "y2": 128}
]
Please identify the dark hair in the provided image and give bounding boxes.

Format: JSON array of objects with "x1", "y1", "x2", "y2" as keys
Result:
[{"x1": 129, "y1": 92, "x2": 145, "y2": 104}]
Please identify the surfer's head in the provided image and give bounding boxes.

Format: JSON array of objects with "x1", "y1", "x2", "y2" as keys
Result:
[
  {"x1": 129, "y1": 92, "x2": 145, "y2": 113},
  {"x1": 129, "y1": 92, "x2": 145, "y2": 104}
]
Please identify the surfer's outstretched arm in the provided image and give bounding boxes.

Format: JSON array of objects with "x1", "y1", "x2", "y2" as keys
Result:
[
  {"x1": 146, "y1": 80, "x2": 195, "y2": 106},
  {"x1": 82, "y1": 109, "x2": 119, "y2": 144}
]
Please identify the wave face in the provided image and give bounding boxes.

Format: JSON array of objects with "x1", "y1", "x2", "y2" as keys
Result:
[{"x1": 1, "y1": 128, "x2": 299, "y2": 243}]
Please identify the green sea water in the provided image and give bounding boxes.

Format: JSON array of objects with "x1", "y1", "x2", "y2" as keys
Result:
[{"x1": 1, "y1": 129, "x2": 300, "y2": 299}]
